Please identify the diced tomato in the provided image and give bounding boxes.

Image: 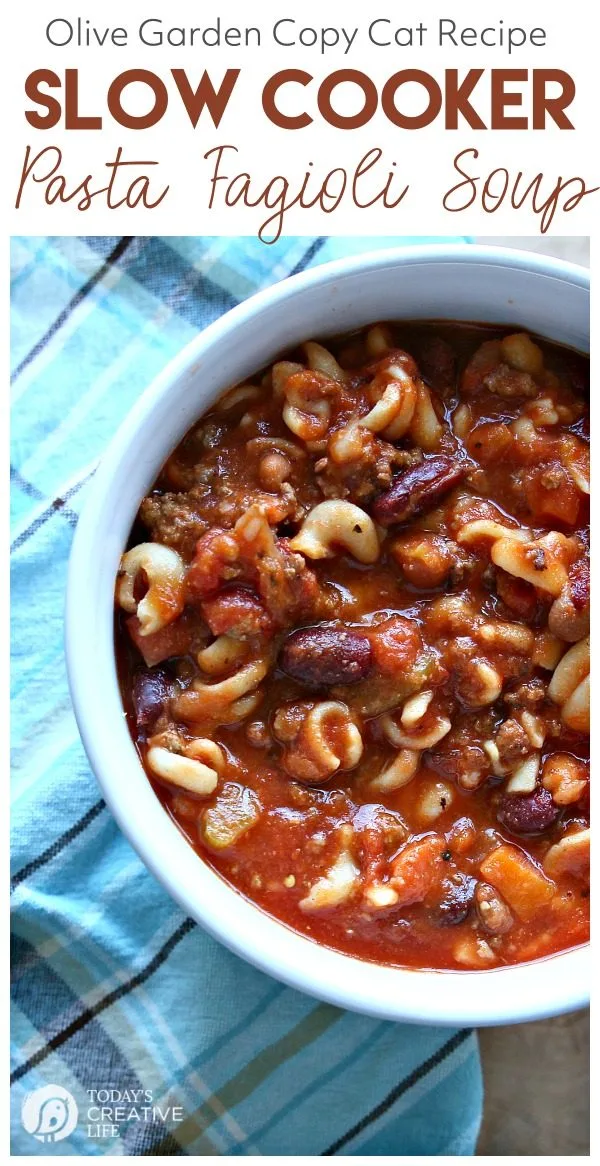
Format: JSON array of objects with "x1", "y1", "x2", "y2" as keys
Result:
[
  {"x1": 460, "y1": 340, "x2": 502, "y2": 394},
  {"x1": 363, "y1": 348, "x2": 419, "y2": 385},
  {"x1": 467, "y1": 421, "x2": 513, "y2": 464},
  {"x1": 496, "y1": 571, "x2": 539, "y2": 621},
  {"x1": 390, "y1": 835, "x2": 446, "y2": 907},
  {"x1": 368, "y1": 615, "x2": 422, "y2": 676},
  {"x1": 127, "y1": 614, "x2": 194, "y2": 666},
  {"x1": 187, "y1": 529, "x2": 239, "y2": 600},
  {"x1": 524, "y1": 462, "x2": 581, "y2": 526},
  {"x1": 201, "y1": 586, "x2": 273, "y2": 639}
]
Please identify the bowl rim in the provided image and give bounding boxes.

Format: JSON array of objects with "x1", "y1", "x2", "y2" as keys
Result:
[{"x1": 66, "y1": 242, "x2": 590, "y2": 1026}]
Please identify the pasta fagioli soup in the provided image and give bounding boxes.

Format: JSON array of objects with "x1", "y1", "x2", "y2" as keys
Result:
[{"x1": 115, "y1": 321, "x2": 589, "y2": 970}]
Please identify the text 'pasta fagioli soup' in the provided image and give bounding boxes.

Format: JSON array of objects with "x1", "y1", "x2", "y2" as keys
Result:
[{"x1": 116, "y1": 322, "x2": 589, "y2": 970}]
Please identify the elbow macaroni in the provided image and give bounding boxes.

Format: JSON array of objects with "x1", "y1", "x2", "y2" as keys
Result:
[
  {"x1": 192, "y1": 657, "x2": 269, "y2": 708},
  {"x1": 217, "y1": 384, "x2": 263, "y2": 412},
  {"x1": 175, "y1": 657, "x2": 270, "y2": 726},
  {"x1": 409, "y1": 381, "x2": 444, "y2": 450},
  {"x1": 457, "y1": 519, "x2": 530, "y2": 547},
  {"x1": 197, "y1": 636, "x2": 248, "y2": 676},
  {"x1": 289, "y1": 500, "x2": 380, "y2": 564},
  {"x1": 283, "y1": 383, "x2": 332, "y2": 442},
  {"x1": 147, "y1": 737, "x2": 225, "y2": 797},
  {"x1": 381, "y1": 708, "x2": 452, "y2": 751},
  {"x1": 274, "y1": 700, "x2": 363, "y2": 784},
  {"x1": 491, "y1": 531, "x2": 577, "y2": 597},
  {"x1": 299, "y1": 836, "x2": 359, "y2": 911},
  {"x1": 368, "y1": 748, "x2": 420, "y2": 793},
  {"x1": 365, "y1": 324, "x2": 393, "y2": 356},
  {"x1": 303, "y1": 341, "x2": 347, "y2": 383},
  {"x1": 117, "y1": 543, "x2": 186, "y2": 635},
  {"x1": 500, "y1": 332, "x2": 544, "y2": 375},
  {"x1": 329, "y1": 366, "x2": 417, "y2": 463},
  {"x1": 548, "y1": 637, "x2": 590, "y2": 733},
  {"x1": 561, "y1": 435, "x2": 590, "y2": 495}
]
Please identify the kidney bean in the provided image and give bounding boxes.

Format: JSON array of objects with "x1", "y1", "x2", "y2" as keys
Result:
[
  {"x1": 280, "y1": 626, "x2": 373, "y2": 687},
  {"x1": 496, "y1": 787, "x2": 560, "y2": 835},
  {"x1": 417, "y1": 336, "x2": 457, "y2": 393},
  {"x1": 437, "y1": 874, "x2": 477, "y2": 926},
  {"x1": 372, "y1": 456, "x2": 467, "y2": 527},
  {"x1": 132, "y1": 667, "x2": 172, "y2": 731}
]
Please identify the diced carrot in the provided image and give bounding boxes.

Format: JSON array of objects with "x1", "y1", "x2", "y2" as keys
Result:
[
  {"x1": 389, "y1": 834, "x2": 446, "y2": 908},
  {"x1": 480, "y1": 844, "x2": 555, "y2": 921}
]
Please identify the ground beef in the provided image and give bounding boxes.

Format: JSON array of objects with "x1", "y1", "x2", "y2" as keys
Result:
[
  {"x1": 494, "y1": 718, "x2": 531, "y2": 766},
  {"x1": 539, "y1": 465, "x2": 567, "y2": 491},
  {"x1": 549, "y1": 560, "x2": 590, "y2": 642},
  {"x1": 504, "y1": 678, "x2": 547, "y2": 709},
  {"x1": 483, "y1": 363, "x2": 538, "y2": 399},
  {"x1": 140, "y1": 490, "x2": 208, "y2": 558},
  {"x1": 317, "y1": 439, "x2": 422, "y2": 506},
  {"x1": 186, "y1": 515, "x2": 320, "y2": 631}
]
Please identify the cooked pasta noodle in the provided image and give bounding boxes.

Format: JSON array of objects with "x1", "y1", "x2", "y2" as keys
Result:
[
  {"x1": 147, "y1": 737, "x2": 224, "y2": 797},
  {"x1": 303, "y1": 341, "x2": 347, "y2": 383},
  {"x1": 274, "y1": 700, "x2": 363, "y2": 783},
  {"x1": 117, "y1": 543, "x2": 185, "y2": 634},
  {"x1": 289, "y1": 500, "x2": 379, "y2": 563},
  {"x1": 116, "y1": 319, "x2": 589, "y2": 973}
]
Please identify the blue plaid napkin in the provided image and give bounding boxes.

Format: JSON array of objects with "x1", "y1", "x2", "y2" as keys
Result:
[{"x1": 10, "y1": 235, "x2": 482, "y2": 1156}]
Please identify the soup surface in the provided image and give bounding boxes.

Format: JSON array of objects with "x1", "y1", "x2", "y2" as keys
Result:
[{"x1": 116, "y1": 321, "x2": 590, "y2": 970}]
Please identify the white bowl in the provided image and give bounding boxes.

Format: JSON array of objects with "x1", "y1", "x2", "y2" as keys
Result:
[{"x1": 66, "y1": 243, "x2": 590, "y2": 1026}]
